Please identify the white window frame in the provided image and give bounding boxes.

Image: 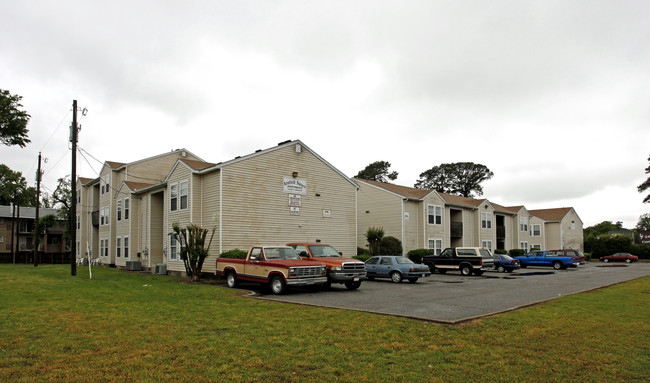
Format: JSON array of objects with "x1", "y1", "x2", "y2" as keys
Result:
[
  {"x1": 180, "y1": 180, "x2": 189, "y2": 210},
  {"x1": 76, "y1": 240, "x2": 80, "y2": 257},
  {"x1": 76, "y1": 214, "x2": 80, "y2": 230},
  {"x1": 482, "y1": 240, "x2": 492, "y2": 251},
  {"x1": 77, "y1": 189, "x2": 81, "y2": 204},
  {"x1": 124, "y1": 198, "x2": 130, "y2": 220},
  {"x1": 520, "y1": 241, "x2": 529, "y2": 252},
  {"x1": 170, "y1": 183, "x2": 178, "y2": 212},
  {"x1": 117, "y1": 200, "x2": 122, "y2": 221},
  {"x1": 0, "y1": 235, "x2": 4, "y2": 243},
  {"x1": 428, "y1": 238, "x2": 442, "y2": 255},
  {"x1": 481, "y1": 212, "x2": 492, "y2": 229},
  {"x1": 427, "y1": 205, "x2": 442, "y2": 225},
  {"x1": 124, "y1": 237, "x2": 129, "y2": 259},
  {"x1": 531, "y1": 244, "x2": 541, "y2": 250},
  {"x1": 520, "y1": 217, "x2": 529, "y2": 232},
  {"x1": 116, "y1": 237, "x2": 121, "y2": 258},
  {"x1": 532, "y1": 224, "x2": 541, "y2": 236},
  {"x1": 170, "y1": 235, "x2": 178, "y2": 260}
]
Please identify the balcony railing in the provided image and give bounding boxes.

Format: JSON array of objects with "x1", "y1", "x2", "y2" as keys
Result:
[{"x1": 91, "y1": 211, "x2": 99, "y2": 227}]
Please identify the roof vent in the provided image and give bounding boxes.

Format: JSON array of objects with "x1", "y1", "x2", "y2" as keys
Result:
[
  {"x1": 255, "y1": 149, "x2": 262, "y2": 153},
  {"x1": 278, "y1": 140, "x2": 291, "y2": 146}
]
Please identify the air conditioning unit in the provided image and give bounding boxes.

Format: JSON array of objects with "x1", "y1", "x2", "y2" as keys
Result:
[
  {"x1": 155, "y1": 264, "x2": 167, "y2": 275},
  {"x1": 126, "y1": 261, "x2": 142, "y2": 271}
]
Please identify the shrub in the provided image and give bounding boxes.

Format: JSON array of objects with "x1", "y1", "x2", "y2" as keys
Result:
[
  {"x1": 379, "y1": 236, "x2": 402, "y2": 255},
  {"x1": 630, "y1": 243, "x2": 650, "y2": 259},
  {"x1": 357, "y1": 247, "x2": 370, "y2": 256},
  {"x1": 494, "y1": 249, "x2": 508, "y2": 255},
  {"x1": 365, "y1": 227, "x2": 385, "y2": 256},
  {"x1": 407, "y1": 248, "x2": 434, "y2": 263},
  {"x1": 509, "y1": 249, "x2": 525, "y2": 257},
  {"x1": 584, "y1": 252, "x2": 592, "y2": 261},
  {"x1": 219, "y1": 248, "x2": 248, "y2": 259}
]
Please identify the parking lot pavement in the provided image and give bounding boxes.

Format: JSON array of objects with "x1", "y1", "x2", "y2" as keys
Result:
[{"x1": 248, "y1": 263, "x2": 650, "y2": 323}]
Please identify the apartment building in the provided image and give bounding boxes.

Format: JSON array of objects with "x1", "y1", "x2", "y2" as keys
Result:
[{"x1": 0, "y1": 206, "x2": 67, "y2": 263}]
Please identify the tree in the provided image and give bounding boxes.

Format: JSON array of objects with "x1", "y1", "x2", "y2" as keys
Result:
[
  {"x1": 364, "y1": 227, "x2": 384, "y2": 256},
  {"x1": 0, "y1": 164, "x2": 36, "y2": 207},
  {"x1": 171, "y1": 223, "x2": 216, "y2": 282},
  {"x1": 636, "y1": 213, "x2": 650, "y2": 232},
  {"x1": 0, "y1": 89, "x2": 31, "y2": 148},
  {"x1": 414, "y1": 162, "x2": 494, "y2": 197},
  {"x1": 51, "y1": 177, "x2": 72, "y2": 242},
  {"x1": 639, "y1": 154, "x2": 650, "y2": 203},
  {"x1": 379, "y1": 236, "x2": 402, "y2": 255},
  {"x1": 355, "y1": 161, "x2": 398, "y2": 183}
]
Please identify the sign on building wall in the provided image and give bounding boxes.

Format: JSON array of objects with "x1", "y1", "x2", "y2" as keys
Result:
[
  {"x1": 322, "y1": 209, "x2": 331, "y2": 218},
  {"x1": 289, "y1": 194, "x2": 302, "y2": 207},
  {"x1": 290, "y1": 207, "x2": 300, "y2": 216},
  {"x1": 283, "y1": 177, "x2": 307, "y2": 195}
]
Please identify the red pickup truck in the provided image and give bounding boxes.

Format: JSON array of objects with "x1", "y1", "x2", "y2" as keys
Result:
[
  {"x1": 216, "y1": 246, "x2": 328, "y2": 294},
  {"x1": 286, "y1": 243, "x2": 366, "y2": 290}
]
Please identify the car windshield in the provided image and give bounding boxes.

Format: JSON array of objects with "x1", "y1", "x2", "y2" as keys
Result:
[
  {"x1": 308, "y1": 245, "x2": 341, "y2": 257},
  {"x1": 264, "y1": 247, "x2": 301, "y2": 260},
  {"x1": 395, "y1": 256, "x2": 414, "y2": 264}
]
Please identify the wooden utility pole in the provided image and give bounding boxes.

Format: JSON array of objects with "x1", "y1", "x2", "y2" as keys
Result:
[
  {"x1": 34, "y1": 152, "x2": 42, "y2": 267},
  {"x1": 70, "y1": 100, "x2": 78, "y2": 276}
]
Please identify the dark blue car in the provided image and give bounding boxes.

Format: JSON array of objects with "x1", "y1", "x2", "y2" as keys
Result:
[{"x1": 493, "y1": 254, "x2": 520, "y2": 273}]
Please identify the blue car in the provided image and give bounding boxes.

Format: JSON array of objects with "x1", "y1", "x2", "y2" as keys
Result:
[
  {"x1": 364, "y1": 256, "x2": 431, "y2": 283},
  {"x1": 493, "y1": 254, "x2": 521, "y2": 273}
]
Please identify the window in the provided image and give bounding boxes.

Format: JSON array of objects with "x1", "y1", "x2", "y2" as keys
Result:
[
  {"x1": 532, "y1": 224, "x2": 541, "y2": 236},
  {"x1": 76, "y1": 241, "x2": 80, "y2": 257},
  {"x1": 117, "y1": 200, "x2": 122, "y2": 221},
  {"x1": 116, "y1": 237, "x2": 121, "y2": 258},
  {"x1": 427, "y1": 205, "x2": 442, "y2": 225},
  {"x1": 124, "y1": 237, "x2": 129, "y2": 259},
  {"x1": 180, "y1": 181, "x2": 188, "y2": 210},
  {"x1": 520, "y1": 241, "x2": 529, "y2": 252},
  {"x1": 531, "y1": 244, "x2": 541, "y2": 250},
  {"x1": 366, "y1": 257, "x2": 379, "y2": 265},
  {"x1": 77, "y1": 189, "x2": 81, "y2": 204},
  {"x1": 428, "y1": 239, "x2": 442, "y2": 255},
  {"x1": 380, "y1": 257, "x2": 393, "y2": 265},
  {"x1": 520, "y1": 217, "x2": 528, "y2": 232},
  {"x1": 481, "y1": 212, "x2": 492, "y2": 229},
  {"x1": 124, "y1": 198, "x2": 130, "y2": 220},
  {"x1": 0, "y1": 236, "x2": 3, "y2": 243},
  {"x1": 76, "y1": 215, "x2": 80, "y2": 230},
  {"x1": 570, "y1": 221, "x2": 576, "y2": 230},
  {"x1": 170, "y1": 236, "x2": 177, "y2": 260},
  {"x1": 100, "y1": 207, "x2": 110, "y2": 226},
  {"x1": 170, "y1": 184, "x2": 178, "y2": 211},
  {"x1": 482, "y1": 240, "x2": 492, "y2": 251},
  {"x1": 101, "y1": 174, "x2": 110, "y2": 194}
]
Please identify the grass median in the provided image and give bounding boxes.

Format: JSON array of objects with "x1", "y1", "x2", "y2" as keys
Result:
[{"x1": 0, "y1": 264, "x2": 648, "y2": 382}]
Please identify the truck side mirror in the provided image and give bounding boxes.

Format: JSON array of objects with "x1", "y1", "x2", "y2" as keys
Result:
[
  {"x1": 299, "y1": 251, "x2": 308, "y2": 257},
  {"x1": 339, "y1": 252, "x2": 342, "y2": 256}
]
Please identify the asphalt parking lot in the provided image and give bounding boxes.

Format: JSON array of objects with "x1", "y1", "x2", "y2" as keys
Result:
[{"x1": 239, "y1": 262, "x2": 650, "y2": 323}]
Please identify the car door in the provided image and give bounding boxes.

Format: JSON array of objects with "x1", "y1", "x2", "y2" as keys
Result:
[
  {"x1": 365, "y1": 257, "x2": 380, "y2": 277},
  {"x1": 376, "y1": 257, "x2": 394, "y2": 277}
]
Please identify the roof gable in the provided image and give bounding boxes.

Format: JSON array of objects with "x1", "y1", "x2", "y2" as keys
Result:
[
  {"x1": 355, "y1": 178, "x2": 432, "y2": 199},
  {"x1": 529, "y1": 207, "x2": 576, "y2": 222}
]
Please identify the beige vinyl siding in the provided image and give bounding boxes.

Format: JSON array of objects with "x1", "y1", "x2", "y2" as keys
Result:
[
  {"x1": 402, "y1": 200, "x2": 420, "y2": 253},
  {"x1": 125, "y1": 152, "x2": 201, "y2": 184},
  {"x1": 545, "y1": 223, "x2": 562, "y2": 249},
  {"x1": 423, "y1": 194, "x2": 446, "y2": 249},
  {"x1": 529, "y1": 216, "x2": 545, "y2": 250},
  {"x1": 199, "y1": 171, "x2": 221, "y2": 262},
  {"x1": 561, "y1": 209, "x2": 583, "y2": 251},
  {"x1": 148, "y1": 192, "x2": 165, "y2": 268},
  {"x1": 166, "y1": 164, "x2": 193, "y2": 273},
  {"x1": 115, "y1": 196, "x2": 130, "y2": 267},
  {"x1": 213, "y1": 144, "x2": 356, "y2": 274},
  {"x1": 357, "y1": 183, "x2": 403, "y2": 252}
]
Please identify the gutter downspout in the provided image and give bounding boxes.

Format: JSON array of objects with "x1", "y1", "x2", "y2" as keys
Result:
[
  {"x1": 402, "y1": 198, "x2": 407, "y2": 256},
  {"x1": 219, "y1": 169, "x2": 223, "y2": 255}
]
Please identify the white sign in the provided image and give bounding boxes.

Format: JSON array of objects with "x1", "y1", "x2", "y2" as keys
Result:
[
  {"x1": 290, "y1": 207, "x2": 300, "y2": 216},
  {"x1": 289, "y1": 194, "x2": 302, "y2": 207},
  {"x1": 322, "y1": 209, "x2": 331, "y2": 218},
  {"x1": 283, "y1": 177, "x2": 307, "y2": 195}
]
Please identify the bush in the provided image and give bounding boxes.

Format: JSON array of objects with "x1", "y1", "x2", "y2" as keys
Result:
[
  {"x1": 357, "y1": 247, "x2": 370, "y2": 256},
  {"x1": 353, "y1": 254, "x2": 372, "y2": 262},
  {"x1": 379, "y1": 236, "x2": 402, "y2": 255},
  {"x1": 365, "y1": 227, "x2": 385, "y2": 256},
  {"x1": 219, "y1": 248, "x2": 248, "y2": 259},
  {"x1": 407, "y1": 249, "x2": 434, "y2": 263},
  {"x1": 494, "y1": 249, "x2": 508, "y2": 255},
  {"x1": 584, "y1": 252, "x2": 592, "y2": 261},
  {"x1": 631, "y1": 243, "x2": 650, "y2": 259},
  {"x1": 509, "y1": 249, "x2": 525, "y2": 257}
]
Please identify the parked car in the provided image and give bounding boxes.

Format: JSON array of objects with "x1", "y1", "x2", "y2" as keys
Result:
[
  {"x1": 513, "y1": 250, "x2": 579, "y2": 270},
  {"x1": 365, "y1": 256, "x2": 432, "y2": 283},
  {"x1": 600, "y1": 253, "x2": 639, "y2": 263},
  {"x1": 493, "y1": 254, "x2": 521, "y2": 273},
  {"x1": 421, "y1": 247, "x2": 495, "y2": 276}
]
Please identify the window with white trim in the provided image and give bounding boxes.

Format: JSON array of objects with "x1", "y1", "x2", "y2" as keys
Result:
[
  {"x1": 76, "y1": 241, "x2": 80, "y2": 257},
  {"x1": 531, "y1": 244, "x2": 541, "y2": 250},
  {"x1": 481, "y1": 240, "x2": 492, "y2": 251},
  {"x1": 124, "y1": 198, "x2": 130, "y2": 220},
  {"x1": 77, "y1": 189, "x2": 81, "y2": 204},
  {"x1": 531, "y1": 224, "x2": 541, "y2": 236},
  {"x1": 428, "y1": 239, "x2": 442, "y2": 255},
  {"x1": 520, "y1": 217, "x2": 528, "y2": 232},
  {"x1": 0, "y1": 236, "x2": 4, "y2": 243},
  {"x1": 100, "y1": 208, "x2": 105, "y2": 226},
  {"x1": 116, "y1": 237, "x2": 121, "y2": 258},
  {"x1": 124, "y1": 237, "x2": 129, "y2": 259},
  {"x1": 100, "y1": 207, "x2": 109, "y2": 226},
  {"x1": 170, "y1": 236, "x2": 178, "y2": 260},
  {"x1": 427, "y1": 205, "x2": 442, "y2": 225},
  {"x1": 101, "y1": 174, "x2": 110, "y2": 194},
  {"x1": 180, "y1": 181, "x2": 188, "y2": 210},
  {"x1": 117, "y1": 200, "x2": 122, "y2": 221},
  {"x1": 520, "y1": 241, "x2": 529, "y2": 252},
  {"x1": 170, "y1": 184, "x2": 178, "y2": 211},
  {"x1": 76, "y1": 215, "x2": 80, "y2": 230},
  {"x1": 481, "y1": 212, "x2": 492, "y2": 229}
]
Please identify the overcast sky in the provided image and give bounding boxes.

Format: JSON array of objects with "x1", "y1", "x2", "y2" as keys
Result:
[{"x1": 1, "y1": 1, "x2": 649, "y2": 228}]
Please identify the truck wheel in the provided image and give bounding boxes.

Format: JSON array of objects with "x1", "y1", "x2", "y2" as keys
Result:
[
  {"x1": 226, "y1": 271, "x2": 238, "y2": 288},
  {"x1": 497, "y1": 266, "x2": 505, "y2": 273},
  {"x1": 270, "y1": 276, "x2": 286, "y2": 295},
  {"x1": 425, "y1": 263, "x2": 435, "y2": 273},
  {"x1": 345, "y1": 281, "x2": 361, "y2": 290},
  {"x1": 460, "y1": 264, "x2": 472, "y2": 276},
  {"x1": 553, "y1": 261, "x2": 562, "y2": 270},
  {"x1": 390, "y1": 271, "x2": 403, "y2": 283}
]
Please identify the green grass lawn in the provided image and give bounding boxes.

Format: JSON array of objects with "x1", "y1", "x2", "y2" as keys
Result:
[{"x1": 0, "y1": 265, "x2": 648, "y2": 382}]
